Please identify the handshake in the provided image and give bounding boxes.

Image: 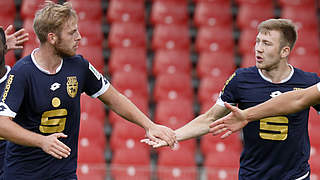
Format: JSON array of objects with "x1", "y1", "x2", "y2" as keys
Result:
[{"x1": 140, "y1": 102, "x2": 248, "y2": 149}]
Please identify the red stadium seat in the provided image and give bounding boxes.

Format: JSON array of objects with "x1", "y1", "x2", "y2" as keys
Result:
[
  {"x1": 289, "y1": 55, "x2": 320, "y2": 74},
  {"x1": 310, "y1": 153, "x2": 320, "y2": 179},
  {"x1": 195, "y1": 26, "x2": 234, "y2": 53},
  {"x1": 22, "y1": 38, "x2": 40, "y2": 57},
  {"x1": 205, "y1": 166, "x2": 239, "y2": 180},
  {"x1": 78, "y1": 144, "x2": 106, "y2": 164},
  {"x1": 152, "y1": 24, "x2": 190, "y2": 51},
  {"x1": 5, "y1": 50, "x2": 16, "y2": 67},
  {"x1": 69, "y1": 0, "x2": 103, "y2": 22},
  {"x1": 196, "y1": 51, "x2": 235, "y2": 79},
  {"x1": 281, "y1": 6, "x2": 318, "y2": 31},
  {"x1": 291, "y1": 29, "x2": 320, "y2": 57},
  {"x1": 157, "y1": 148, "x2": 197, "y2": 180},
  {"x1": 309, "y1": 108, "x2": 320, "y2": 125},
  {"x1": 154, "y1": 99, "x2": 194, "y2": 129},
  {"x1": 78, "y1": 21, "x2": 103, "y2": 47},
  {"x1": 200, "y1": 133, "x2": 242, "y2": 157},
  {"x1": 80, "y1": 94, "x2": 106, "y2": 124},
  {"x1": 197, "y1": 76, "x2": 228, "y2": 105},
  {"x1": 152, "y1": 50, "x2": 192, "y2": 76},
  {"x1": 108, "y1": 95, "x2": 149, "y2": 125},
  {"x1": 278, "y1": 0, "x2": 316, "y2": 8},
  {"x1": 77, "y1": 45, "x2": 104, "y2": 74},
  {"x1": 192, "y1": 0, "x2": 230, "y2": 5},
  {"x1": 193, "y1": 2, "x2": 232, "y2": 28},
  {"x1": 238, "y1": 28, "x2": 257, "y2": 56},
  {"x1": 235, "y1": 0, "x2": 273, "y2": 6},
  {"x1": 108, "y1": 48, "x2": 147, "y2": 75},
  {"x1": 77, "y1": 163, "x2": 106, "y2": 180},
  {"x1": 240, "y1": 53, "x2": 256, "y2": 68},
  {"x1": 111, "y1": 148, "x2": 151, "y2": 180},
  {"x1": 108, "y1": 22, "x2": 146, "y2": 49},
  {"x1": 107, "y1": 0, "x2": 145, "y2": 23},
  {"x1": 79, "y1": 117, "x2": 106, "y2": 150},
  {"x1": 309, "y1": 124, "x2": 320, "y2": 146},
  {"x1": 110, "y1": 121, "x2": 150, "y2": 152},
  {"x1": 0, "y1": 17, "x2": 15, "y2": 31},
  {"x1": 236, "y1": 3, "x2": 274, "y2": 30},
  {"x1": 150, "y1": 1, "x2": 188, "y2": 25},
  {"x1": 204, "y1": 150, "x2": 240, "y2": 169},
  {"x1": 111, "y1": 71, "x2": 149, "y2": 100},
  {"x1": 22, "y1": 18, "x2": 40, "y2": 57},
  {"x1": 153, "y1": 73, "x2": 194, "y2": 102},
  {"x1": 0, "y1": 0, "x2": 15, "y2": 23},
  {"x1": 21, "y1": 0, "x2": 57, "y2": 20}
]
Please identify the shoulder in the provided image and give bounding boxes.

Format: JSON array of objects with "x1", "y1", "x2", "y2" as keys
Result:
[
  {"x1": 232, "y1": 66, "x2": 258, "y2": 80},
  {"x1": 293, "y1": 67, "x2": 319, "y2": 82},
  {"x1": 64, "y1": 54, "x2": 90, "y2": 67},
  {"x1": 11, "y1": 55, "x2": 34, "y2": 74}
]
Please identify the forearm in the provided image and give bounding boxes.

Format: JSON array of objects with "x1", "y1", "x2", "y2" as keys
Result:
[
  {"x1": 176, "y1": 104, "x2": 229, "y2": 141},
  {"x1": 101, "y1": 86, "x2": 154, "y2": 130},
  {"x1": 175, "y1": 113, "x2": 211, "y2": 141},
  {"x1": 112, "y1": 94, "x2": 153, "y2": 129},
  {"x1": 246, "y1": 86, "x2": 320, "y2": 122},
  {"x1": 0, "y1": 116, "x2": 44, "y2": 147}
]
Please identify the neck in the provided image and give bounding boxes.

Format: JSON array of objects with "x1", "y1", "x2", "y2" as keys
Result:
[
  {"x1": 34, "y1": 44, "x2": 62, "y2": 74},
  {"x1": 260, "y1": 61, "x2": 292, "y2": 83}
]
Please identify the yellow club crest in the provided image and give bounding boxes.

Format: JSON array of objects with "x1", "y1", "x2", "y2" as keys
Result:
[{"x1": 66, "y1": 76, "x2": 78, "y2": 98}]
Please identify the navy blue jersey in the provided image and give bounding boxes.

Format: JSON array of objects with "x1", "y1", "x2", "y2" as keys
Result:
[
  {"x1": 218, "y1": 66, "x2": 320, "y2": 180},
  {"x1": 0, "y1": 66, "x2": 10, "y2": 177},
  {"x1": 0, "y1": 49, "x2": 109, "y2": 179}
]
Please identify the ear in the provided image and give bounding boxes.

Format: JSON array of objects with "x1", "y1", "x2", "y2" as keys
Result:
[
  {"x1": 280, "y1": 46, "x2": 290, "y2": 58},
  {"x1": 47, "y1": 33, "x2": 57, "y2": 45}
]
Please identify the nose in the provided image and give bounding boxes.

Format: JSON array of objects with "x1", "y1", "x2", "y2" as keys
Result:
[
  {"x1": 255, "y1": 42, "x2": 263, "y2": 53},
  {"x1": 76, "y1": 31, "x2": 81, "y2": 41}
]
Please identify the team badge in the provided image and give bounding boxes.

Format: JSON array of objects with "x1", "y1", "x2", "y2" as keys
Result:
[{"x1": 66, "y1": 76, "x2": 78, "y2": 98}]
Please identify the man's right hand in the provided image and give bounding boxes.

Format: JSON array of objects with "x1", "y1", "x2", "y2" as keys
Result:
[
  {"x1": 40, "y1": 133, "x2": 71, "y2": 159},
  {"x1": 209, "y1": 102, "x2": 249, "y2": 139}
]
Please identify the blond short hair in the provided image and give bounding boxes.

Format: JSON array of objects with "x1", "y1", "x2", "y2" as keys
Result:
[
  {"x1": 258, "y1": 19, "x2": 297, "y2": 50},
  {"x1": 33, "y1": 1, "x2": 77, "y2": 43}
]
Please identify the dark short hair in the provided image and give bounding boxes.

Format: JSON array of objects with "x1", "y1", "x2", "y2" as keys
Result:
[{"x1": 258, "y1": 19, "x2": 297, "y2": 50}]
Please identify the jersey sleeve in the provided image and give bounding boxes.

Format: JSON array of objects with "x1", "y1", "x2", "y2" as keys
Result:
[
  {"x1": 317, "y1": 82, "x2": 320, "y2": 92},
  {"x1": 0, "y1": 68, "x2": 27, "y2": 117},
  {"x1": 216, "y1": 71, "x2": 239, "y2": 107},
  {"x1": 83, "y1": 62, "x2": 110, "y2": 98}
]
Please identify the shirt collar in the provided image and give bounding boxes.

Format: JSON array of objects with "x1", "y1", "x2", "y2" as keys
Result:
[
  {"x1": 31, "y1": 48, "x2": 63, "y2": 74},
  {"x1": 258, "y1": 64, "x2": 294, "y2": 83}
]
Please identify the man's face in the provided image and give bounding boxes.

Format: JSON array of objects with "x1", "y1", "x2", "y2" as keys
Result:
[
  {"x1": 54, "y1": 18, "x2": 81, "y2": 58},
  {"x1": 254, "y1": 30, "x2": 283, "y2": 70}
]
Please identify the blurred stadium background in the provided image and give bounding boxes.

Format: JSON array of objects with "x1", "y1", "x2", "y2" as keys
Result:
[{"x1": 1, "y1": 0, "x2": 320, "y2": 179}]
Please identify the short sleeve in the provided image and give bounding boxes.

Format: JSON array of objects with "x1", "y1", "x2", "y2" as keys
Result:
[
  {"x1": 0, "y1": 69, "x2": 26, "y2": 117},
  {"x1": 83, "y1": 63, "x2": 110, "y2": 98},
  {"x1": 216, "y1": 72, "x2": 238, "y2": 106}
]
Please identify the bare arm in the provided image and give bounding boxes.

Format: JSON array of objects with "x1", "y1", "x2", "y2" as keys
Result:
[
  {"x1": 210, "y1": 83, "x2": 320, "y2": 138},
  {"x1": 246, "y1": 84, "x2": 320, "y2": 121},
  {"x1": 141, "y1": 103, "x2": 230, "y2": 147},
  {"x1": 0, "y1": 116, "x2": 70, "y2": 159},
  {"x1": 98, "y1": 85, "x2": 176, "y2": 146},
  {"x1": 175, "y1": 104, "x2": 229, "y2": 141}
]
